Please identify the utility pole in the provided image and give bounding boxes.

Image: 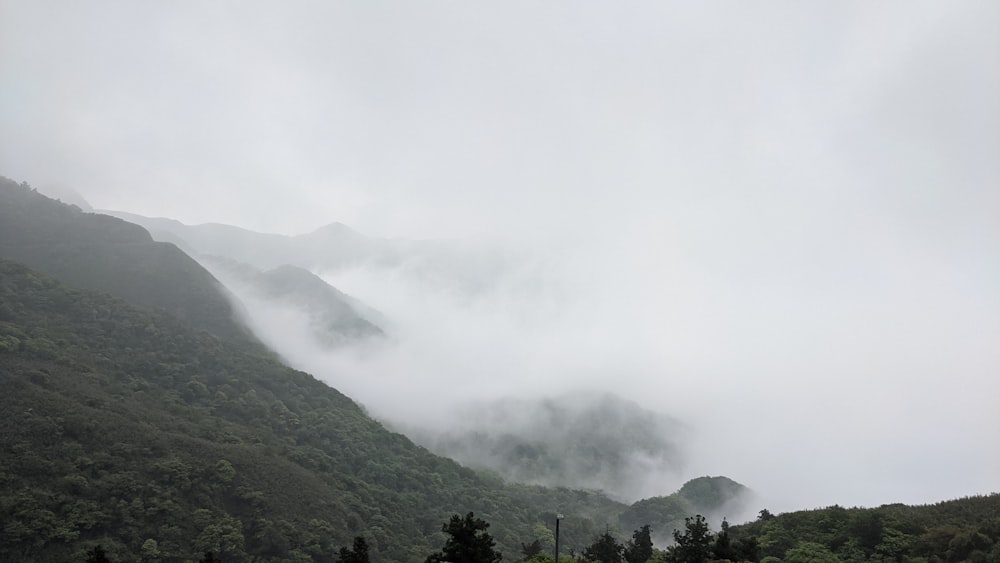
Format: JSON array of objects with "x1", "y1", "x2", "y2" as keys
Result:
[{"x1": 554, "y1": 513, "x2": 563, "y2": 563}]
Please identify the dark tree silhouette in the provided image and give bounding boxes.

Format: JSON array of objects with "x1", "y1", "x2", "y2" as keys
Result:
[
  {"x1": 337, "y1": 536, "x2": 370, "y2": 563},
  {"x1": 711, "y1": 519, "x2": 734, "y2": 561},
  {"x1": 734, "y1": 535, "x2": 761, "y2": 563},
  {"x1": 582, "y1": 532, "x2": 624, "y2": 563},
  {"x1": 521, "y1": 539, "x2": 543, "y2": 560},
  {"x1": 624, "y1": 525, "x2": 653, "y2": 563},
  {"x1": 85, "y1": 545, "x2": 111, "y2": 563},
  {"x1": 425, "y1": 512, "x2": 502, "y2": 563},
  {"x1": 200, "y1": 552, "x2": 221, "y2": 563},
  {"x1": 665, "y1": 515, "x2": 712, "y2": 563}
]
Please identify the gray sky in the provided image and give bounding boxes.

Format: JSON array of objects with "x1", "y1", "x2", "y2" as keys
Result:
[{"x1": 2, "y1": 1, "x2": 999, "y2": 512}]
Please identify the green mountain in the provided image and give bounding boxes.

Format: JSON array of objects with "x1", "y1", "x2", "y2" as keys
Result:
[
  {"x1": 0, "y1": 257, "x2": 748, "y2": 561},
  {"x1": 619, "y1": 477, "x2": 752, "y2": 542},
  {"x1": 0, "y1": 178, "x2": 253, "y2": 345},
  {"x1": 0, "y1": 257, "x2": 495, "y2": 561},
  {"x1": 0, "y1": 179, "x2": 750, "y2": 561}
]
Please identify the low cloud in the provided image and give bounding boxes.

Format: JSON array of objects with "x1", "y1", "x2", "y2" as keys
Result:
[
  {"x1": 3, "y1": 0, "x2": 998, "y2": 515},
  {"x1": 210, "y1": 220, "x2": 999, "y2": 513}
]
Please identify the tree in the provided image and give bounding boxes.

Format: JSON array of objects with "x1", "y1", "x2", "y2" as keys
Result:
[
  {"x1": 625, "y1": 525, "x2": 653, "y2": 563},
  {"x1": 665, "y1": 515, "x2": 712, "y2": 563},
  {"x1": 337, "y1": 536, "x2": 370, "y2": 563},
  {"x1": 139, "y1": 539, "x2": 161, "y2": 562},
  {"x1": 85, "y1": 545, "x2": 111, "y2": 563},
  {"x1": 425, "y1": 512, "x2": 503, "y2": 563},
  {"x1": 194, "y1": 516, "x2": 247, "y2": 560},
  {"x1": 583, "y1": 532, "x2": 624, "y2": 563},
  {"x1": 783, "y1": 541, "x2": 839, "y2": 563},
  {"x1": 734, "y1": 535, "x2": 761, "y2": 563},
  {"x1": 711, "y1": 519, "x2": 733, "y2": 561},
  {"x1": 199, "y1": 553, "x2": 221, "y2": 563},
  {"x1": 521, "y1": 539, "x2": 543, "y2": 561}
]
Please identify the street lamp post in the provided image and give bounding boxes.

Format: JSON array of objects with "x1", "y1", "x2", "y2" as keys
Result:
[{"x1": 554, "y1": 513, "x2": 563, "y2": 563}]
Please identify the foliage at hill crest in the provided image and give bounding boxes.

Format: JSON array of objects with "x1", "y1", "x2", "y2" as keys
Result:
[{"x1": 728, "y1": 496, "x2": 1000, "y2": 563}]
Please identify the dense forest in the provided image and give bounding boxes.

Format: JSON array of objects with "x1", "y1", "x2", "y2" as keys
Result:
[
  {"x1": 727, "y1": 496, "x2": 1000, "y2": 563},
  {"x1": 1, "y1": 178, "x2": 997, "y2": 562}
]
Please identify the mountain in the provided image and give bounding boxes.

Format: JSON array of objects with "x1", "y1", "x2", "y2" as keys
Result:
[
  {"x1": 0, "y1": 177, "x2": 253, "y2": 345},
  {"x1": 101, "y1": 210, "x2": 385, "y2": 350},
  {"x1": 0, "y1": 258, "x2": 748, "y2": 560},
  {"x1": 0, "y1": 178, "x2": 753, "y2": 561},
  {"x1": 407, "y1": 393, "x2": 687, "y2": 502},
  {"x1": 618, "y1": 476, "x2": 754, "y2": 545},
  {"x1": 0, "y1": 257, "x2": 517, "y2": 561},
  {"x1": 102, "y1": 211, "x2": 314, "y2": 271},
  {"x1": 101, "y1": 211, "x2": 399, "y2": 272},
  {"x1": 202, "y1": 258, "x2": 385, "y2": 348},
  {"x1": 34, "y1": 182, "x2": 94, "y2": 211},
  {"x1": 100, "y1": 209, "x2": 517, "y2": 295}
]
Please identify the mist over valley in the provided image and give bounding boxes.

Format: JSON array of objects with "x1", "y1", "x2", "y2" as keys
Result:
[{"x1": 2, "y1": 1, "x2": 998, "y2": 560}]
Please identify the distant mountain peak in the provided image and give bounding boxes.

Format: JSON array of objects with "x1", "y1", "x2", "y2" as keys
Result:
[
  {"x1": 302, "y1": 221, "x2": 362, "y2": 239},
  {"x1": 34, "y1": 182, "x2": 93, "y2": 211}
]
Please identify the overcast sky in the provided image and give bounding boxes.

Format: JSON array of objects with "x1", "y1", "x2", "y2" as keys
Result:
[{"x1": 2, "y1": 1, "x2": 998, "y2": 513}]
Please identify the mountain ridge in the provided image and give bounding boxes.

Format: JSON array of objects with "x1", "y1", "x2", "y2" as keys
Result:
[
  {"x1": 0, "y1": 177, "x2": 753, "y2": 561},
  {"x1": 0, "y1": 177, "x2": 255, "y2": 345}
]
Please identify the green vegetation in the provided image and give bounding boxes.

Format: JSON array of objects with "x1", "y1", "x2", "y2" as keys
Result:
[
  {"x1": 337, "y1": 537, "x2": 371, "y2": 563},
  {"x1": 0, "y1": 178, "x2": 754, "y2": 561},
  {"x1": 0, "y1": 257, "x2": 526, "y2": 560},
  {"x1": 0, "y1": 177, "x2": 255, "y2": 344},
  {"x1": 425, "y1": 512, "x2": 503, "y2": 563},
  {"x1": 727, "y1": 498, "x2": 1000, "y2": 562},
  {"x1": 618, "y1": 476, "x2": 750, "y2": 540},
  {"x1": 0, "y1": 254, "x2": 739, "y2": 561}
]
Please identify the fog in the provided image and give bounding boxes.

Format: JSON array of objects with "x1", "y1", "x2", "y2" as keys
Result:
[{"x1": 2, "y1": 1, "x2": 999, "y2": 514}]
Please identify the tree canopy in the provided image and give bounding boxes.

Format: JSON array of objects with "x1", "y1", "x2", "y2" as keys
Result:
[{"x1": 425, "y1": 512, "x2": 503, "y2": 563}]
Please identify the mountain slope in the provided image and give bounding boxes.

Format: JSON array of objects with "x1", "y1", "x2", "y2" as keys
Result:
[
  {"x1": 0, "y1": 177, "x2": 252, "y2": 344},
  {"x1": 0, "y1": 258, "x2": 753, "y2": 561},
  {"x1": 0, "y1": 258, "x2": 527, "y2": 561},
  {"x1": 0, "y1": 178, "x2": 755, "y2": 561},
  {"x1": 202, "y1": 258, "x2": 385, "y2": 348}
]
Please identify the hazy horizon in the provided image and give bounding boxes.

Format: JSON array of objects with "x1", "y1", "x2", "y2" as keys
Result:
[{"x1": 2, "y1": 0, "x2": 998, "y2": 516}]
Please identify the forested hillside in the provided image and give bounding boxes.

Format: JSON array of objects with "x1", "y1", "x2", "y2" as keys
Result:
[
  {"x1": 0, "y1": 258, "x2": 751, "y2": 561},
  {"x1": 0, "y1": 179, "x2": 750, "y2": 561},
  {"x1": 0, "y1": 258, "x2": 530, "y2": 560},
  {"x1": 0, "y1": 177, "x2": 253, "y2": 344},
  {"x1": 728, "y1": 496, "x2": 1000, "y2": 563}
]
